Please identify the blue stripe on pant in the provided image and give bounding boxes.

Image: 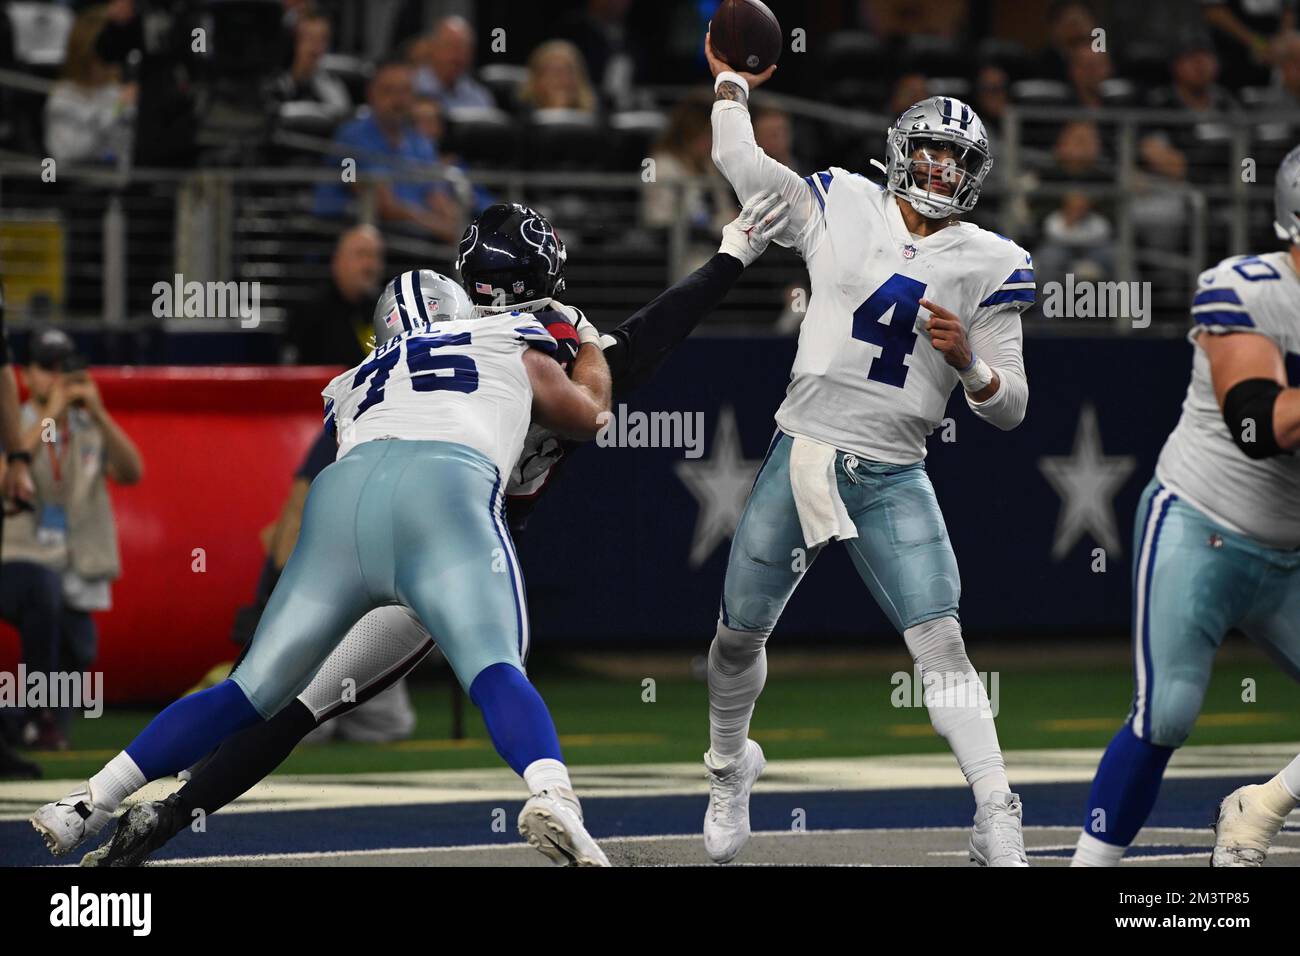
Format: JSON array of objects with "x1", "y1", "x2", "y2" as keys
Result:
[
  {"x1": 1127, "y1": 475, "x2": 1300, "y2": 747},
  {"x1": 720, "y1": 432, "x2": 960, "y2": 635},
  {"x1": 231, "y1": 440, "x2": 530, "y2": 718}
]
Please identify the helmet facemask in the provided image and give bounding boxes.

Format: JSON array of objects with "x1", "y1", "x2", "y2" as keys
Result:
[{"x1": 883, "y1": 97, "x2": 993, "y2": 220}]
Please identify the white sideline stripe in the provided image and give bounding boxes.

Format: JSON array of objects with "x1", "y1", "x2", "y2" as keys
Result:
[
  {"x1": 1132, "y1": 487, "x2": 1173, "y2": 738},
  {"x1": 7, "y1": 742, "x2": 1300, "y2": 822}
]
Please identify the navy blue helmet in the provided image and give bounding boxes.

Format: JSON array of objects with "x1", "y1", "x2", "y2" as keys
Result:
[{"x1": 456, "y1": 203, "x2": 567, "y2": 313}]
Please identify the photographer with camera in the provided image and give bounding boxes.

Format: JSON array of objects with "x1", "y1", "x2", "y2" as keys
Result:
[{"x1": 0, "y1": 330, "x2": 143, "y2": 750}]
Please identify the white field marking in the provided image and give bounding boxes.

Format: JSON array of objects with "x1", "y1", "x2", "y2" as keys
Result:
[{"x1": 6, "y1": 741, "x2": 1300, "y2": 822}]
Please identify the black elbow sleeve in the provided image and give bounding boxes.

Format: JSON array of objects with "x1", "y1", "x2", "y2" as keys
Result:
[{"x1": 1223, "y1": 378, "x2": 1285, "y2": 460}]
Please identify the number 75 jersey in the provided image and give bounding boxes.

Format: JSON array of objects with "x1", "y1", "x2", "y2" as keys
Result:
[
  {"x1": 321, "y1": 312, "x2": 557, "y2": 476},
  {"x1": 776, "y1": 169, "x2": 1035, "y2": 464}
]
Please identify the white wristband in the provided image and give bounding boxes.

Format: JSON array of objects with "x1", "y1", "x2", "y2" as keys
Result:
[
  {"x1": 958, "y1": 355, "x2": 994, "y2": 394},
  {"x1": 714, "y1": 71, "x2": 749, "y2": 96}
]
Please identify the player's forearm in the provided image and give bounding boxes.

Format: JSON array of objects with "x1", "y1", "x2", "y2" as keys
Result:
[
  {"x1": 966, "y1": 366, "x2": 1027, "y2": 430},
  {"x1": 1274, "y1": 387, "x2": 1300, "y2": 452},
  {"x1": 570, "y1": 341, "x2": 613, "y2": 419},
  {"x1": 711, "y1": 97, "x2": 797, "y2": 205},
  {"x1": 605, "y1": 252, "x2": 744, "y2": 395}
]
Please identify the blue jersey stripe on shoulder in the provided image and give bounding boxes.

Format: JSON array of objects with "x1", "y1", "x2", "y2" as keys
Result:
[
  {"x1": 517, "y1": 328, "x2": 557, "y2": 352},
  {"x1": 1194, "y1": 310, "x2": 1254, "y2": 327},
  {"x1": 803, "y1": 175, "x2": 825, "y2": 211},
  {"x1": 1004, "y1": 268, "x2": 1034, "y2": 285},
  {"x1": 980, "y1": 288, "x2": 1036, "y2": 307},
  {"x1": 1191, "y1": 288, "x2": 1243, "y2": 307},
  {"x1": 817, "y1": 170, "x2": 833, "y2": 192}
]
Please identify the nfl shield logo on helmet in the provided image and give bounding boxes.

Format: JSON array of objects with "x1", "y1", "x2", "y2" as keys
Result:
[{"x1": 513, "y1": 280, "x2": 526, "y2": 295}]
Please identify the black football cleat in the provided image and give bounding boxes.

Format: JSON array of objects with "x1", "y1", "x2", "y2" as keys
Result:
[{"x1": 80, "y1": 795, "x2": 184, "y2": 867}]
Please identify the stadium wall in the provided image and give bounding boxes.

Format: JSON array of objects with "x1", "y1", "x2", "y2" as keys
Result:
[{"x1": 0, "y1": 336, "x2": 1194, "y2": 703}]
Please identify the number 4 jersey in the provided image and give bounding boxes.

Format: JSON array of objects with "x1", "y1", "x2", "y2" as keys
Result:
[
  {"x1": 321, "y1": 312, "x2": 557, "y2": 476},
  {"x1": 1156, "y1": 251, "x2": 1300, "y2": 549},
  {"x1": 776, "y1": 170, "x2": 1034, "y2": 464}
]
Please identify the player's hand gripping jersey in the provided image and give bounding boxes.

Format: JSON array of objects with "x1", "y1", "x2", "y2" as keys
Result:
[
  {"x1": 1156, "y1": 252, "x2": 1300, "y2": 548},
  {"x1": 712, "y1": 100, "x2": 1033, "y2": 463},
  {"x1": 321, "y1": 312, "x2": 557, "y2": 475}
]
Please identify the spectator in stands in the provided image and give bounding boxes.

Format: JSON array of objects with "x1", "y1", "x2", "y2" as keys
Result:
[
  {"x1": 642, "y1": 93, "x2": 736, "y2": 276},
  {"x1": 313, "y1": 57, "x2": 464, "y2": 243},
  {"x1": 1034, "y1": 122, "x2": 1116, "y2": 290},
  {"x1": 1067, "y1": 46, "x2": 1117, "y2": 108},
  {"x1": 0, "y1": 330, "x2": 143, "y2": 751},
  {"x1": 974, "y1": 63, "x2": 1010, "y2": 162},
  {"x1": 888, "y1": 73, "x2": 931, "y2": 116},
  {"x1": 753, "y1": 104, "x2": 797, "y2": 170},
  {"x1": 273, "y1": 7, "x2": 351, "y2": 123},
  {"x1": 1037, "y1": 1, "x2": 1100, "y2": 82},
  {"x1": 412, "y1": 95, "x2": 494, "y2": 215},
  {"x1": 283, "y1": 225, "x2": 384, "y2": 366},
  {"x1": 44, "y1": 5, "x2": 135, "y2": 165},
  {"x1": 861, "y1": 0, "x2": 969, "y2": 40},
  {"x1": 559, "y1": 0, "x2": 642, "y2": 110},
  {"x1": 1202, "y1": 0, "x2": 1297, "y2": 89},
  {"x1": 1265, "y1": 30, "x2": 1300, "y2": 105},
  {"x1": 1145, "y1": 37, "x2": 1239, "y2": 185},
  {"x1": 410, "y1": 15, "x2": 495, "y2": 111},
  {"x1": 518, "y1": 40, "x2": 599, "y2": 115}
]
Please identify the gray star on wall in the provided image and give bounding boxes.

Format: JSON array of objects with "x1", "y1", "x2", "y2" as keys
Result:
[
  {"x1": 675, "y1": 406, "x2": 764, "y2": 568},
  {"x1": 1038, "y1": 404, "x2": 1137, "y2": 560}
]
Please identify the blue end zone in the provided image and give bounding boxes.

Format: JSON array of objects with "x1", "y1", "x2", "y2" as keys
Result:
[{"x1": 0, "y1": 774, "x2": 1269, "y2": 866}]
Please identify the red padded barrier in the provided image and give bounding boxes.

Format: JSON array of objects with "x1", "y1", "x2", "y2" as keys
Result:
[{"x1": 0, "y1": 366, "x2": 343, "y2": 704}]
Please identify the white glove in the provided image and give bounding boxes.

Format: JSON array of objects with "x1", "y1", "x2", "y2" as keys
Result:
[
  {"x1": 550, "y1": 300, "x2": 602, "y2": 347},
  {"x1": 718, "y1": 191, "x2": 791, "y2": 267}
]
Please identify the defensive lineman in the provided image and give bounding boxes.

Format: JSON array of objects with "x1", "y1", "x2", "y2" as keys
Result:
[
  {"x1": 701, "y1": 36, "x2": 1033, "y2": 865},
  {"x1": 1074, "y1": 145, "x2": 1300, "y2": 866},
  {"x1": 33, "y1": 266, "x2": 616, "y2": 866}
]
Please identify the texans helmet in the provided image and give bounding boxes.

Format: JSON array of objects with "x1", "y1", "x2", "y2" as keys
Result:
[
  {"x1": 372, "y1": 269, "x2": 474, "y2": 346},
  {"x1": 456, "y1": 203, "x2": 567, "y2": 313}
]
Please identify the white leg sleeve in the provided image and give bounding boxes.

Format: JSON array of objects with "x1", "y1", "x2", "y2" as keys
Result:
[
  {"x1": 903, "y1": 616, "x2": 1008, "y2": 800},
  {"x1": 707, "y1": 623, "x2": 769, "y2": 762}
]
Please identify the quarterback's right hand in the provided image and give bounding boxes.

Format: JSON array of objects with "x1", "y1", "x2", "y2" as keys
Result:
[{"x1": 719, "y1": 191, "x2": 790, "y2": 267}]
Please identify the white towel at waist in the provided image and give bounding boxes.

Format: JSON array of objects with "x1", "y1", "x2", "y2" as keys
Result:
[{"x1": 787, "y1": 435, "x2": 857, "y2": 549}]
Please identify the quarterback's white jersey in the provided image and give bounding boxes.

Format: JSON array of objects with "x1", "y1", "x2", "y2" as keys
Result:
[
  {"x1": 712, "y1": 100, "x2": 1033, "y2": 464},
  {"x1": 322, "y1": 312, "x2": 557, "y2": 476},
  {"x1": 1156, "y1": 251, "x2": 1300, "y2": 549}
]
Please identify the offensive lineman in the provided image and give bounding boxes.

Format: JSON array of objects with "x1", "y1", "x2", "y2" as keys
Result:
[
  {"x1": 1073, "y1": 145, "x2": 1300, "y2": 867},
  {"x1": 32, "y1": 265, "x2": 618, "y2": 866},
  {"x1": 70, "y1": 194, "x2": 791, "y2": 866},
  {"x1": 701, "y1": 35, "x2": 1034, "y2": 866}
]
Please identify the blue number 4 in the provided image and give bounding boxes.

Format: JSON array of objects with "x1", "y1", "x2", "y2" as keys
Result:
[{"x1": 852, "y1": 273, "x2": 927, "y2": 388}]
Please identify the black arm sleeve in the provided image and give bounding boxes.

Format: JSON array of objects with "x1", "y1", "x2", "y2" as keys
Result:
[
  {"x1": 603, "y1": 252, "x2": 744, "y2": 396},
  {"x1": 1223, "y1": 377, "x2": 1286, "y2": 459}
]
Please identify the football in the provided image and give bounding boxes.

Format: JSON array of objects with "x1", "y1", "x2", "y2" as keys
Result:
[{"x1": 710, "y1": 0, "x2": 783, "y2": 74}]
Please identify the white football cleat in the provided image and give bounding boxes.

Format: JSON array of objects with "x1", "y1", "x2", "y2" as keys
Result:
[
  {"x1": 31, "y1": 783, "x2": 114, "y2": 857},
  {"x1": 1212, "y1": 784, "x2": 1288, "y2": 867},
  {"x1": 703, "y1": 739, "x2": 766, "y2": 864},
  {"x1": 518, "y1": 789, "x2": 610, "y2": 867},
  {"x1": 969, "y1": 791, "x2": 1029, "y2": 866}
]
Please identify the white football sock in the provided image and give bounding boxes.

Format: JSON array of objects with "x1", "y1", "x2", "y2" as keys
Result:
[
  {"x1": 1072, "y1": 831, "x2": 1126, "y2": 867},
  {"x1": 523, "y1": 758, "x2": 573, "y2": 798},
  {"x1": 1277, "y1": 753, "x2": 1300, "y2": 804},
  {"x1": 903, "y1": 617, "x2": 1008, "y2": 804},
  {"x1": 1255, "y1": 770, "x2": 1299, "y2": 817},
  {"x1": 707, "y1": 623, "x2": 769, "y2": 762},
  {"x1": 89, "y1": 751, "x2": 147, "y2": 812}
]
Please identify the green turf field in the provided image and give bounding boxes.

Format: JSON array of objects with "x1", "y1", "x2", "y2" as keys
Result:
[{"x1": 16, "y1": 642, "x2": 1300, "y2": 780}]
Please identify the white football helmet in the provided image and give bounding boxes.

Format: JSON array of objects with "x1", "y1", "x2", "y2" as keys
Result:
[
  {"x1": 882, "y1": 96, "x2": 993, "y2": 220},
  {"x1": 371, "y1": 269, "x2": 475, "y2": 346}
]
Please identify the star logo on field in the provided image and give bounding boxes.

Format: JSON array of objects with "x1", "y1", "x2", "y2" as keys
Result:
[
  {"x1": 675, "y1": 406, "x2": 763, "y2": 568},
  {"x1": 1038, "y1": 404, "x2": 1136, "y2": 560}
]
